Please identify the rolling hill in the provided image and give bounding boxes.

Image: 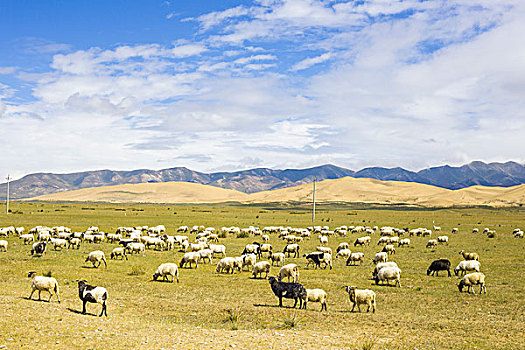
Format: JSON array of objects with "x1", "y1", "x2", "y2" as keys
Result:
[{"x1": 27, "y1": 177, "x2": 525, "y2": 207}]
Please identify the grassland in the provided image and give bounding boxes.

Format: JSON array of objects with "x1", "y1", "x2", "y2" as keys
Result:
[{"x1": 0, "y1": 201, "x2": 524, "y2": 349}]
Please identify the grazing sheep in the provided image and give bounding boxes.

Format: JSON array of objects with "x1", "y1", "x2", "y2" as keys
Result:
[
  {"x1": 85, "y1": 251, "x2": 107, "y2": 268},
  {"x1": 437, "y1": 236, "x2": 449, "y2": 245},
  {"x1": 426, "y1": 239, "x2": 438, "y2": 248},
  {"x1": 126, "y1": 242, "x2": 146, "y2": 256},
  {"x1": 20, "y1": 234, "x2": 35, "y2": 245},
  {"x1": 377, "y1": 236, "x2": 391, "y2": 245},
  {"x1": 268, "y1": 276, "x2": 306, "y2": 308},
  {"x1": 398, "y1": 238, "x2": 410, "y2": 247},
  {"x1": 427, "y1": 259, "x2": 451, "y2": 277},
  {"x1": 269, "y1": 252, "x2": 285, "y2": 266},
  {"x1": 242, "y1": 243, "x2": 261, "y2": 258},
  {"x1": 216, "y1": 257, "x2": 241, "y2": 274},
  {"x1": 278, "y1": 263, "x2": 299, "y2": 283},
  {"x1": 304, "y1": 252, "x2": 324, "y2": 269},
  {"x1": 454, "y1": 260, "x2": 481, "y2": 276},
  {"x1": 515, "y1": 230, "x2": 524, "y2": 238},
  {"x1": 375, "y1": 266, "x2": 402, "y2": 287},
  {"x1": 27, "y1": 271, "x2": 60, "y2": 303},
  {"x1": 180, "y1": 252, "x2": 200, "y2": 269},
  {"x1": 110, "y1": 247, "x2": 128, "y2": 260},
  {"x1": 335, "y1": 248, "x2": 352, "y2": 260},
  {"x1": 31, "y1": 242, "x2": 47, "y2": 256},
  {"x1": 283, "y1": 244, "x2": 300, "y2": 258},
  {"x1": 452, "y1": 228, "x2": 459, "y2": 234},
  {"x1": 0, "y1": 240, "x2": 7, "y2": 252},
  {"x1": 198, "y1": 249, "x2": 214, "y2": 264},
  {"x1": 459, "y1": 250, "x2": 479, "y2": 261},
  {"x1": 344, "y1": 286, "x2": 375, "y2": 313},
  {"x1": 472, "y1": 228, "x2": 479, "y2": 233},
  {"x1": 252, "y1": 261, "x2": 271, "y2": 279},
  {"x1": 373, "y1": 262, "x2": 399, "y2": 278},
  {"x1": 261, "y1": 234, "x2": 270, "y2": 242},
  {"x1": 336, "y1": 242, "x2": 349, "y2": 253},
  {"x1": 304, "y1": 288, "x2": 327, "y2": 311},
  {"x1": 153, "y1": 263, "x2": 179, "y2": 283},
  {"x1": 50, "y1": 238, "x2": 68, "y2": 251},
  {"x1": 241, "y1": 253, "x2": 257, "y2": 271},
  {"x1": 319, "y1": 235, "x2": 328, "y2": 245},
  {"x1": 209, "y1": 244, "x2": 226, "y2": 258},
  {"x1": 68, "y1": 237, "x2": 81, "y2": 249},
  {"x1": 354, "y1": 236, "x2": 371, "y2": 247},
  {"x1": 316, "y1": 246, "x2": 332, "y2": 255},
  {"x1": 372, "y1": 252, "x2": 388, "y2": 264},
  {"x1": 457, "y1": 272, "x2": 487, "y2": 294},
  {"x1": 346, "y1": 252, "x2": 365, "y2": 266},
  {"x1": 259, "y1": 243, "x2": 273, "y2": 257},
  {"x1": 78, "y1": 280, "x2": 108, "y2": 317},
  {"x1": 382, "y1": 244, "x2": 396, "y2": 255}
]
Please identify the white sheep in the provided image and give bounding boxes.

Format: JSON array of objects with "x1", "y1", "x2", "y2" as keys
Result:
[
  {"x1": 373, "y1": 261, "x2": 399, "y2": 278},
  {"x1": 209, "y1": 244, "x2": 226, "y2": 257},
  {"x1": 372, "y1": 252, "x2": 388, "y2": 264},
  {"x1": 50, "y1": 238, "x2": 68, "y2": 251},
  {"x1": 85, "y1": 251, "x2": 107, "y2": 268},
  {"x1": 262, "y1": 234, "x2": 270, "y2": 242},
  {"x1": 335, "y1": 248, "x2": 352, "y2": 260},
  {"x1": 426, "y1": 239, "x2": 438, "y2": 248},
  {"x1": 319, "y1": 235, "x2": 328, "y2": 245},
  {"x1": 304, "y1": 289, "x2": 327, "y2": 311},
  {"x1": 344, "y1": 286, "x2": 375, "y2": 313},
  {"x1": 269, "y1": 252, "x2": 285, "y2": 266},
  {"x1": 20, "y1": 234, "x2": 35, "y2": 245},
  {"x1": 68, "y1": 237, "x2": 81, "y2": 249},
  {"x1": 180, "y1": 252, "x2": 200, "y2": 269},
  {"x1": 375, "y1": 266, "x2": 402, "y2": 287},
  {"x1": 252, "y1": 261, "x2": 271, "y2": 279},
  {"x1": 153, "y1": 263, "x2": 179, "y2": 283},
  {"x1": 198, "y1": 249, "x2": 214, "y2": 264},
  {"x1": 241, "y1": 253, "x2": 257, "y2": 271},
  {"x1": 126, "y1": 242, "x2": 146, "y2": 256},
  {"x1": 0, "y1": 240, "x2": 7, "y2": 252},
  {"x1": 316, "y1": 246, "x2": 332, "y2": 255},
  {"x1": 382, "y1": 244, "x2": 396, "y2": 255},
  {"x1": 216, "y1": 257, "x2": 241, "y2": 274},
  {"x1": 398, "y1": 238, "x2": 410, "y2": 247},
  {"x1": 457, "y1": 272, "x2": 486, "y2": 294},
  {"x1": 437, "y1": 236, "x2": 449, "y2": 245},
  {"x1": 110, "y1": 247, "x2": 128, "y2": 260},
  {"x1": 454, "y1": 260, "x2": 481, "y2": 276},
  {"x1": 278, "y1": 263, "x2": 299, "y2": 283},
  {"x1": 346, "y1": 252, "x2": 365, "y2": 266},
  {"x1": 27, "y1": 271, "x2": 60, "y2": 303}
]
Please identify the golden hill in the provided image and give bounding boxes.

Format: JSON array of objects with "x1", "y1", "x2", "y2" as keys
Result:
[{"x1": 27, "y1": 177, "x2": 525, "y2": 207}]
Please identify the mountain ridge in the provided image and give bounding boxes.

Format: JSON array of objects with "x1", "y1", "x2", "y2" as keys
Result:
[{"x1": 2, "y1": 161, "x2": 525, "y2": 199}]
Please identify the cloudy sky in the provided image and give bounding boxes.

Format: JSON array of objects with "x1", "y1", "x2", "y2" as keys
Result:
[{"x1": 1, "y1": 0, "x2": 524, "y2": 180}]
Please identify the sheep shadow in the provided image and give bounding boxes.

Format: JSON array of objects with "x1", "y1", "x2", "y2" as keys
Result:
[
  {"x1": 21, "y1": 296, "x2": 51, "y2": 303},
  {"x1": 81, "y1": 265, "x2": 99, "y2": 269},
  {"x1": 253, "y1": 303, "x2": 300, "y2": 309},
  {"x1": 67, "y1": 308, "x2": 97, "y2": 317}
]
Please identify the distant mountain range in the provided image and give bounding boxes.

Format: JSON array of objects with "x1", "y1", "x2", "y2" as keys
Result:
[{"x1": 1, "y1": 161, "x2": 525, "y2": 200}]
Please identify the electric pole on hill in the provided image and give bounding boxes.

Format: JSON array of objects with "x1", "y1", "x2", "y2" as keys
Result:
[
  {"x1": 6, "y1": 175, "x2": 10, "y2": 215},
  {"x1": 312, "y1": 177, "x2": 316, "y2": 224}
]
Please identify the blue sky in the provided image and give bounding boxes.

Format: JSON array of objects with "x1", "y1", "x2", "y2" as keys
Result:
[{"x1": 1, "y1": 0, "x2": 524, "y2": 179}]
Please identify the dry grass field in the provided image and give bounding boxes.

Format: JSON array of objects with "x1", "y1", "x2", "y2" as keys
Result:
[{"x1": 0, "y1": 201, "x2": 524, "y2": 349}]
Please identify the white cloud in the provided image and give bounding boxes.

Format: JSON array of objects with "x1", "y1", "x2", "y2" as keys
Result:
[{"x1": 291, "y1": 52, "x2": 331, "y2": 71}]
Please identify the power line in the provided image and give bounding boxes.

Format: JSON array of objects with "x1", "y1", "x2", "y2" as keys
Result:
[{"x1": 6, "y1": 175, "x2": 10, "y2": 215}]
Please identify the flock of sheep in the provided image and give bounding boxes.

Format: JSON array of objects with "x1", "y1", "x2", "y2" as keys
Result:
[{"x1": 1, "y1": 222, "x2": 520, "y2": 316}]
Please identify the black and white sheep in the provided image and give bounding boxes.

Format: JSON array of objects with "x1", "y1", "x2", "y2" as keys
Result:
[
  {"x1": 78, "y1": 280, "x2": 108, "y2": 317},
  {"x1": 268, "y1": 276, "x2": 307, "y2": 308},
  {"x1": 427, "y1": 259, "x2": 451, "y2": 277},
  {"x1": 27, "y1": 272, "x2": 60, "y2": 303},
  {"x1": 0, "y1": 240, "x2": 7, "y2": 252},
  {"x1": 283, "y1": 244, "x2": 300, "y2": 258},
  {"x1": 31, "y1": 241, "x2": 47, "y2": 256}
]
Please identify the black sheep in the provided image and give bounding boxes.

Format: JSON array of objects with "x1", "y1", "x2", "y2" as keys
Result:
[
  {"x1": 268, "y1": 276, "x2": 307, "y2": 308},
  {"x1": 303, "y1": 252, "x2": 323, "y2": 269},
  {"x1": 78, "y1": 280, "x2": 108, "y2": 317},
  {"x1": 427, "y1": 259, "x2": 451, "y2": 277}
]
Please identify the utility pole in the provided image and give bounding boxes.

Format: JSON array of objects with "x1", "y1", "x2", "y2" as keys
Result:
[
  {"x1": 6, "y1": 175, "x2": 10, "y2": 215},
  {"x1": 312, "y1": 177, "x2": 316, "y2": 224}
]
